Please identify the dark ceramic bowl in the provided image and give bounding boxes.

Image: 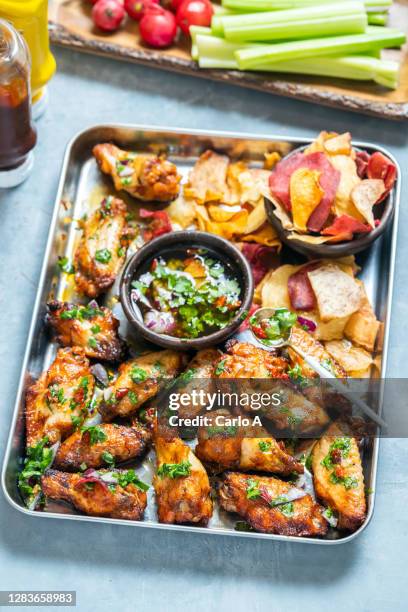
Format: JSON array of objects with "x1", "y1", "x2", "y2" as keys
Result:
[
  {"x1": 264, "y1": 146, "x2": 395, "y2": 259},
  {"x1": 120, "y1": 231, "x2": 254, "y2": 350}
]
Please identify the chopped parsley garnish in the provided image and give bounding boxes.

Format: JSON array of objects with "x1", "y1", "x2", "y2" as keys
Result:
[
  {"x1": 130, "y1": 367, "x2": 148, "y2": 384},
  {"x1": 321, "y1": 437, "x2": 351, "y2": 470},
  {"x1": 81, "y1": 425, "x2": 107, "y2": 445},
  {"x1": 101, "y1": 451, "x2": 115, "y2": 466},
  {"x1": 157, "y1": 461, "x2": 191, "y2": 479},
  {"x1": 121, "y1": 177, "x2": 132, "y2": 186},
  {"x1": 215, "y1": 359, "x2": 227, "y2": 376},
  {"x1": 95, "y1": 249, "x2": 112, "y2": 264},
  {"x1": 258, "y1": 440, "x2": 272, "y2": 453},
  {"x1": 60, "y1": 304, "x2": 103, "y2": 321},
  {"x1": 57, "y1": 257, "x2": 75, "y2": 274},
  {"x1": 91, "y1": 324, "x2": 101, "y2": 334},
  {"x1": 71, "y1": 415, "x2": 82, "y2": 429},
  {"x1": 80, "y1": 462, "x2": 88, "y2": 471},
  {"x1": 329, "y1": 473, "x2": 358, "y2": 490},
  {"x1": 18, "y1": 437, "x2": 53, "y2": 505},
  {"x1": 48, "y1": 385, "x2": 66, "y2": 404},
  {"x1": 88, "y1": 337, "x2": 98, "y2": 349},
  {"x1": 250, "y1": 308, "x2": 297, "y2": 346},
  {"x1": 117, "y1": 246, "x2": 126, "y2": 258},
  {"x1": 128, "y1": 390, "x2": 138, "y2": 405},
  {"x1": 287, "y1": 363, "x2": 307, "y2": 388},
  {"x1": 206, "y1": 425, "x2": 238, "y2": 438},
  {"x1": 246, "y1": 479, "x2": 261, "y2": 500},
  {"x1": 114, "y1": 469, "x2": 149, "y2": 491}
]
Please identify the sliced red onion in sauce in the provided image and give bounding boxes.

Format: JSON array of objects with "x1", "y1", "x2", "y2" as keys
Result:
[
  {"x1": 91, "y1": 363, "x2": 109, "y2": 387},
  {"x1": 297, "y1": 316, "x2": 317, "y2": 333},
  {"x1": 144, "y1": 310, "x2": 176, "y2": 335}
]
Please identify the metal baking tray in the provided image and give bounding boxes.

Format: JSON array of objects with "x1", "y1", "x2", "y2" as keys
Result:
[{"x1": 1, "y1": 125, "x2": 400, "y2": 544}]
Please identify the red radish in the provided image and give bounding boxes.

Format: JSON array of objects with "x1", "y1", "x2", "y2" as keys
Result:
[
  {"x1": 170, "y1": 0, "x2": 185, "y2": 10},
  {"x1": 92, "y1": 0, "x2": 125, "y2": 32},
  {"x1": 124, "y1": 0, "x2": 159, "y2": 21},
  {"x1": 139, "y1": 7, "x2": 178, "y2": 47},
  {"x1": 176, "y1": 0, "x2": 213, "y2": 36}
]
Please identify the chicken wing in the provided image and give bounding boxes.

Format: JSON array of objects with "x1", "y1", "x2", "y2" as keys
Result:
[
  {"x1": 93, "y1": 143, "x2": 180, "y2": 202},
  {"x1": 218, "y1": 472, "x2": 327, "y2": 536},
  {"x1": 153, "y1": 433, "x2": 213, "y2": 524},
  {"x1": 54, "y1": 422, "x2": 151, "y2": 471},
  {"x1": 195, "y1": 409, "x2": 303, "y2": 475},
  {"x1": 215, "y1": 341, "x2": 329, "y2": 434},
  {"x1": 74, "y1": 196, "x2": 131, "y2": 298},
  {"x1": 46, "y1": 300, "x2": 125, "y2": 362},
  {"x1": 99, "y1": 350, "x2": 187, "y2": 421},
  {"x1": 25, "y1": 347, "x2": 94, "y2": 447},
  {"x1": 41, "y1": 468, "x2": 147, "y2": 520},
  {"x1": 176, "y1": 348, "x2": 220, "y2": 421},
  {"x1": 311, "y1": 422, "x2": 366, "y2": 531}
]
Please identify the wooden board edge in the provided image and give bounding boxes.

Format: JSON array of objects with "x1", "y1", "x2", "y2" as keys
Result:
[{"x1": 49, "y1": 21, "x2": 408, "y2": 122}]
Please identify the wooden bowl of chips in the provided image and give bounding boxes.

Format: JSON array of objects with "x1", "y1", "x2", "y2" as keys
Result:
[{"x1": 264, "y1": 135, "x2": 397, "y2": 259}]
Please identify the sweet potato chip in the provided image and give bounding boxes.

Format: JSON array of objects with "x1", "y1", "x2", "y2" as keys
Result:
[
  {"x1": 290, "y1": 168, "x2": 324, "y2": 232},
  {"x1": 264, "y1": 152, "x2": 281, "y2": 170},
  {"x1": 304, "y1": 131, "x2": 338, "y2": 154},
  {"x1": 207, "y1": 203, "x2": 243, "y2": 223},
  {"x1": 324, "y1": 339, "x2": 373, "y2": 376},
  {"x1": 241, "y1": 222, "x2": 281, "y2": 248},
  {"x1": 244, "y1": 199, "x2": 268, "y2": 234},
  {"x1": 307, "y1": 265, "x2": 363, "y2": 322},
  {"x1": 195, "y1": 204, "x2": 248, "y2": 240},
  {"x1": 351, "y1": 179, "x2": 385, "y2": 228},
  {"x1": 261, "y1": 264, "x2": 298, "y2": 310}
]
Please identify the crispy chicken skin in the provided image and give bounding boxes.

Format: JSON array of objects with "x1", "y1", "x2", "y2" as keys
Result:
[
  {"x1": 311, "y1": 422, "x2": 366, "y2": 530},
  {"x1": 25, "y1": 347, "x2": 94, "y2": 447},
  {"x1": 46, "y1": 301, "x2": 125, "y2": 362},
  {"x1": 74, "y1": 196, "x2": 131, "y2": 298},
  {"x1": 215, "y1": 341, "x2": 329, "y2": 434},
  {"x1": 99, "y1": 350, "x2": 187, "y2": 421},
  {"x1": 289, "y1": 326, "x2": 347, "y2": 378},
  {"x1": 195, "y1": 410, "x2": 303, "y2": 475},
  {"x1": 54, "y1": 422, "x2": 151, "y2": 471},
  {"x1": 219, "y1": 472, "x2": 327, "y2": 536},
  {"x1": 153, "y1": 434, "x2": 213, "y2": 524},
  {"x1": 93, "y1": 143, "x2": 181, "y2": 202},
  {"x1": 41, "y1": 469, "x2": 147, "y2": 520},
  {"x1": 177, "y1": 348, "x2": 220, "y2": 420},
  {"x1": 216, "y1": 340, "x2": 288, "y2": 379}
]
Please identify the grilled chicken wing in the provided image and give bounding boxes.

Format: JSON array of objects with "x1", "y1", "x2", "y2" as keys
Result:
[
  {"x1": 46, "y1": 300, "x2": 125, "y2": 362},
  {"x1": 41, "y1": 469, "x2": 147, "y2": 520},
  {"x1": 54, "y1": 422, "x2": 151, "y2": 471},
  {"x1": 99, "y1": 350, "x2": 186, "y2": 421},
  {"x1": 153, "y1": 433, "x2": 213, "y2": 524},
  {"x1": 215, "y1": 341, "x2": 329, "y2": 434},
  {"x1": 219, "y1": 472, "x2": 327, "y2": 536},
  {"x1": 176, "y1": 348, "x2": 220, "y2": 421},
  {"x1": 93, "y1": 143, "x2": 181, "y2": 202},
  {"x1": 289, "y1": 326, "x2": 347, "y2": 378},
  {"x1": 25, "y1": 347, "x2": 94, "y2": 447},
  {"x1": 195, "y1": 410, "x2": 303, "y2": 475},
  {"x1": 74, "y1": 196, "x2": 131, "y2": 298},
  {"x1": 311, "y1": 422, "x2": 366, "y2": 531}
]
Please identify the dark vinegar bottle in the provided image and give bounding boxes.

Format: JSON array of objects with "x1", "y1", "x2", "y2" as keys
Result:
[{"x1": 0, "y1": 19, "x2": 37, "y2": 188}]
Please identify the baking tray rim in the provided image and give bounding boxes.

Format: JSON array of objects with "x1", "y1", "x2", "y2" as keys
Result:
[{"x1": 1, "y1": 123, "x2": 401, "y2": 546}]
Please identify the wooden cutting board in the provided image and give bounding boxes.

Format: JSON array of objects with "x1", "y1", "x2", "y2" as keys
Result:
[{"x1": 49, "y1": 0, "x2": 408, "y2": 120}]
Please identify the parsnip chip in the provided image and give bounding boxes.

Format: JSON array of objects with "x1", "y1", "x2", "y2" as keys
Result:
[
  {"x1": 344, "y1": 284, "x2": 380, "y2": 351},
  {"x1": 238, "y1": 168, "x2": 271, "y2": 205},
  {"x1": 324, "y1": 339, "x2": 373, "y2": 375},
  {"x1": 261, "y1": 264, "x2": 299, "y2": 310},
  {"x1": 185, "y1": 150, "x2": 230, "y2": 204},
  {"x1": 290, "y1": 167, "x2": 324, "y2": 232},
  {"x1": 329, "y1": 155, "x2": 364, "y2": 221},
  {"x1": 304, "y1": 131, "x2": 339, "y2": 154},
  {"x1": 307, "y1": 264, "x2": 363, "y2": 322},
  {"x1": 196, "y1": 204, "x2": 248, "y2": 240},
  {"x1": 207, "y1": 203, "x2": 242, "y2": 223},
  {"x1": 351, "y1": 179, "x2": 385, "y2": 228},
  {"x1": 323, "y1": 132, "x2": 352, "y2": 157},
  {"x1": 165, "y1": 194, "x2": 197, "y2": 229}
]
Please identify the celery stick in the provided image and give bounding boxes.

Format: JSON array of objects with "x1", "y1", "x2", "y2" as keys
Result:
[
  {"x1": 190, "y1": 26, "x2": 213, "y2": 45},
  {"x1": 368, "y1": 12, "x2": 387, "y2": 26},
  {"x1": 235, "y1": 29, "x2": 406, "y2": 69},
  {"x1": 219, "y1": 2, "x2": 365, "y2": 30},
  {"x1": 222, "y1": 0, "x2": 391, "y2": 11},
  {"x1": 211, "y1": 16, "x2": 225, "y2": 37},
  {"x1": 224, "y1": 14, "x2": 367, "y2": 43}
]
